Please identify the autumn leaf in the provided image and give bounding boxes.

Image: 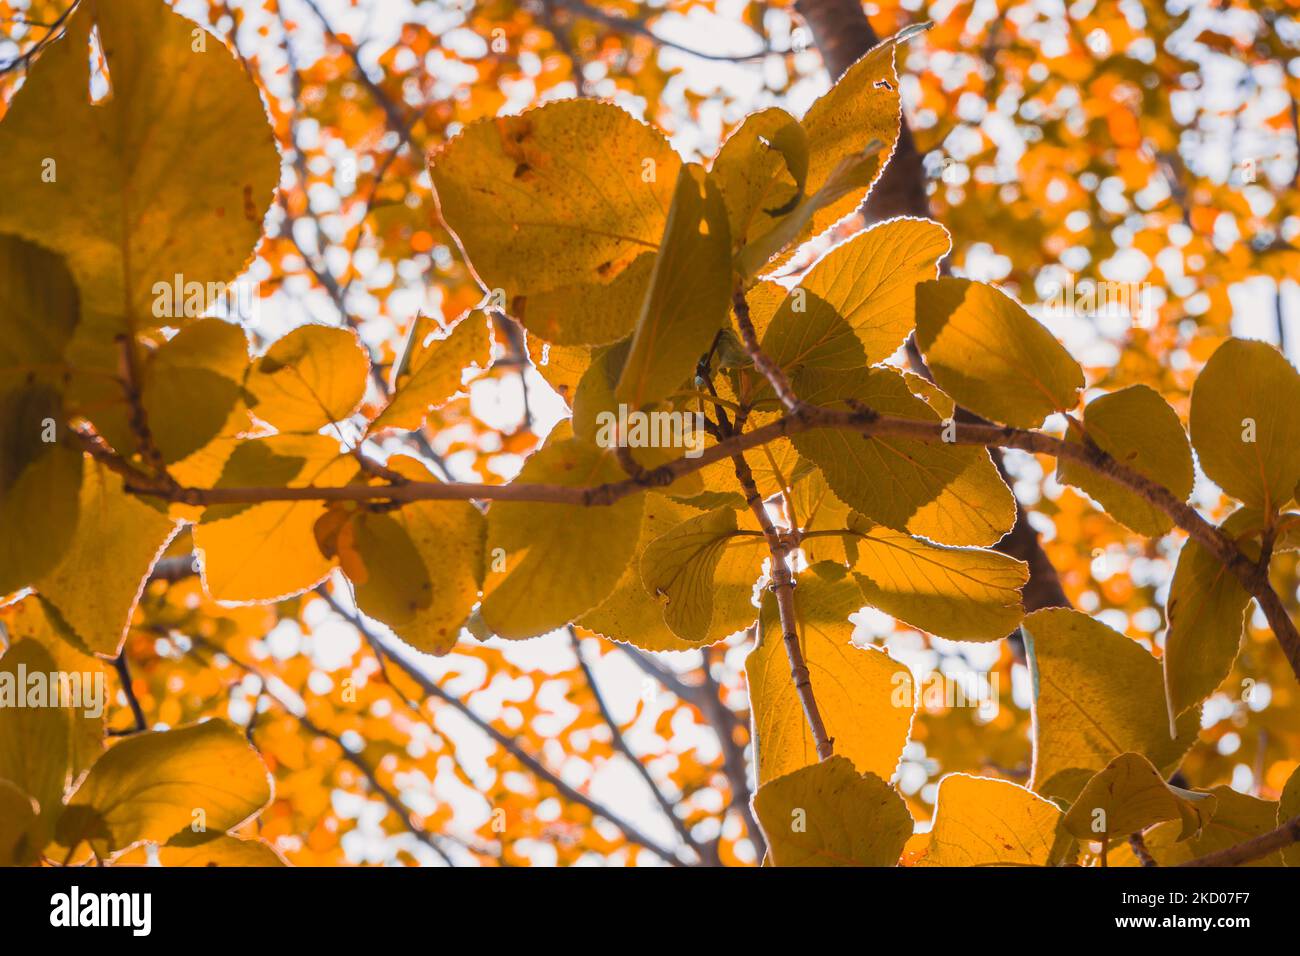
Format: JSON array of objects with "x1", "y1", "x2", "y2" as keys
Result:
[{"x1": 752, "y1": 755, "x2": 912, "y2": 867}]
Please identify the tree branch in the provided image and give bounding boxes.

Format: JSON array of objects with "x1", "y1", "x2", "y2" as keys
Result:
[
  {"x1": 568, "y1": 629, "x2": 712, "y2": 863},
  {"x1": 1180, "y1": 814, "x2": 1300, "y2": 867},
  {"x1": 114, "y1": 399, "x2": 1300, "y2": 684},
  {"x1": 315, "y1": 589, "x2": 689, "y2": 866}
]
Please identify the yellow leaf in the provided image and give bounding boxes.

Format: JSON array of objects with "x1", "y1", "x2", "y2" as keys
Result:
[
  {"x1": 481, "y1": 433, "x2": 644, "y2": 639},
  {"x1": 792, "y1": 366, "x2": 1015, "y2": 546},
  {"x1": 1280, "y1": 764, "x2": 1300, "y2": 866},
  {"x1": 916, "y1": 278, "x2": 1084, "y2": 428},
  {"x1": 916, "y1": 773, "x2": 1074, "y2": 866},
  {"x1": 1022, "y1": 608, "x2": 1200, "y2": 802},
  {"x1": 245, "y1": 325, "x2": 371, "y2": 433},
  {"x1": 1189, "y1": 338, "x2": 1300, "y2": 513},
  {"x1": 752, "y1": 755, "x2": 912, "y2": 866},
  {"x1": 158, "y1": 833, "x2": 288, "y2": 867},
  {"x1": 142, "y1": 318, "x2": 251, "y2": 464},
  {"x1": 638, "y1": 506, "x2": 767, "y2": 643},
  {"x1": 711, "y1": 108, "x2": 806, "y2": 253},
  {"x1": 36, "y1": 460, "x2": 179, "y2": 655},
  {"x1": 0, "y1": 235, "x2": 83, "y2": 595},
  {"x1": 1057, "y1": 384, "x2": 1194, "y2": 536},
  {"x1": 762, "y1": 218, "x2": 950, "y2": 368},
  {"x1": 747, "y1": 566, "x2": 913, "y2": 786},
  {"x1": 61, "y1": 720, "x2": 272, "y2": 855},
  {"x1": 615, "y1": 164, "x2": 732, "y2": 411},
  {"x1": 1063, "y1": 752, "x2": 1216, "y2": 844},
  {"x1": 430, "y1": 100, "x2": 680, "y2": 346},
  {"x1": 370, "y1": 312, "x2": 490, "y2": 432},
  {"x1": 0, "y1": 780, "x2": 40, "y2": 866},
  {"x1": 0, "y1": 0, "x2": 279, "y2": 342},
  {"x1": 1162, "y1": 509, "x2": 1253, "y2": 725},
  {"x1": 1111, "y1": 787, "x2": 1284, "y2": 867},
  {"x1": 348, "y1": 456, "x2": 485, "y2": 656},
  {"x1": 3, "y1": 598, "x2": 106, "y2": 778},
  {"x1": 845, "y1": 516, "x2": 1028, "y2": 641},
  {"x1": 194, "y1": 435, "x2": 358, "y2": 603},
  {"x1": 578, "y1": 496, "x2": 705, "y2": 652},
  {"x1": 0, "y1": 639, "x2": 69, "y2": 824},
  {"x1": 731, "y1": 37, "x2": 902, "y2": 275}
]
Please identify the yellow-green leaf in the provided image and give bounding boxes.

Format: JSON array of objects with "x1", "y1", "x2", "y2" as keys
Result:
[
  {"x1": 1162, "y1": 509, "x2": 1254, "y2": 727},
  {"x1": 615, "y1": 164, "x2": 732, "y2": 411},
  {"x1": 348, "y1": 456, "x2": 485, "y2": 656},
  {"x1": 761, "y1": 219, "x2": 950, "y2": 369},
  {"x1": 747, "y1": 565, "x2": 913, "y2": 786},
  {"x1": 245, "y1": 325, "x2": 370, "y2": 433},
  {"x1": 1057, "y1": 385, "x2": 1194, "y2": 536},
  {"x1": 1062, "y1": 752, "x2": 1216, "y2": 844},
  {"x1": 844, "y1": 516, "x2": 1028, "y2": 641},
  {"x1": 429, "y1": 100, "x2": 680, "y2": 346},
  {"x1": 915, "y1": 278, "x2": 1084, "y2": 428},
  {"x1": 752, "y1": 755, "x2": 912, "y2": 867},
  {"x1": 1022, "y1": 608, "x2": 1200, "y2": 803},
  {"x1": 578, "y1": 496, "x2": 704, "y2": 652},
  {"x1": 36, "y1": 461, "x2": 179, "y2": 656},
  {"x1": 791, "y1": 366, "x2": 1016, "y2": 546},
  {"x1": 638, "y1": 506, "x2": 767, "y2": 644},
  {"x1": 1189, "y1": 337, "x2": 1300, "y2": 513},
  {"x1": 61, "y1": 720, "x2": 271, "y2": 854},
  {"x1": 481, "y1": 434, "x2": 645, "y2": 639}
]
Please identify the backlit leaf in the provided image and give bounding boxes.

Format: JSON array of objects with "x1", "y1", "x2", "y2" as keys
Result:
[
  {"x1": 747, "y1": 565, "x2": 913, "y2": 786},
  {"x1": 245, "y1": 325, "x2": 371, "y2": 433},
  {"x1": 1057, "y1": 385, "x2": 1194, "y2": 536},
  {"x1": 792, "y1": 366, "x2": 1016, "y2": 546},
  {"x1": 35, "y1": 460, "x2": 179, "y2": 656},
  {"x1": 369, "y1": 312, "x2": 490, "y2": 433},
  {"x1": 915, "y1": 773, "x2": 1074, "y2": 867},
  {"x1": 1022, "y1": 608, "x2": 1200, "y2": 803},
  {"x1": 481, "y1": 433, "x2": 644, "y2": 639},
  {"x1": 1189, "y1": 337, "x2": 1300, "y2": 513},
  {"x1": 429, "y1": 100, "x2": 680, "y2": 346},
  {"x1": 1062, "y1": 752, "x2": 1216, "y2": 844},
  {"x1": 61, "y1": 720, "x2": 271, "y2": 854},
  {"x1": 615, "y1": 164, "x2": 732, "y2": 411},
  {"x1": 915, "y1": 278, "x2": 1083, "y2": 428},
  {"x1": 752, "y1": 755, "x2": 912, "y2": 867}
]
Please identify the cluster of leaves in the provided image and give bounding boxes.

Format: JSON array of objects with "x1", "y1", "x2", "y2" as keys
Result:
[{"x1": 3, "y1": 0, "x2": 1300, "y2": 868}]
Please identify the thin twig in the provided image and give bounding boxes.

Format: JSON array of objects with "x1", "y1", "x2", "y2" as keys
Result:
[
  {"x1": 315, "y1": 589, "x2": 688, "y2": 865},
  {"x1": 568, "y1": 629, "x2": 711, "y2": 862}
]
